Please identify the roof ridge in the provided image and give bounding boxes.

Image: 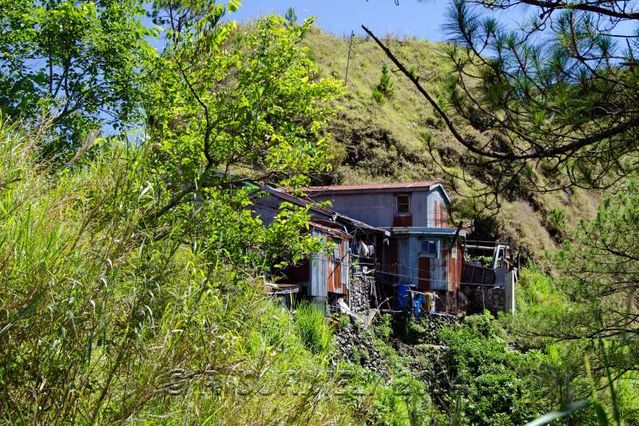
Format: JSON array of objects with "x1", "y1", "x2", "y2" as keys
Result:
[{"x1": 303, "y1": 180, "x2": 441, "y2": 192}]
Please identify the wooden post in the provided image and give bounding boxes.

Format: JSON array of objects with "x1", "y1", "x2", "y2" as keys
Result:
[
  {"x1": 481, "y1": 285, "x2": 485, "y2": 311},
  {"x1": 344, "y1": 31, "x2": 354, "y2": 84},
  {"x1": 505, "y1": 271, "x2": 516, "y2": 314}
]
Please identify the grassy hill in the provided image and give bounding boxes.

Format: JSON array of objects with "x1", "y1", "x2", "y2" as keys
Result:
[{"x1": 303, "y1": 28, "x2": 599, "y2": 259}]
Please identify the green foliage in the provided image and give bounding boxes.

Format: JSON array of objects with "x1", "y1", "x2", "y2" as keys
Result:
[
  {"x1": 285, "y1": 7, "x2": 298, "y2": 24},
  {"x1": 547, "y1": 208, "x2": 566, "y2": 239},
  {"x1": 0, "y1": 6, "x2": 348, "y2": 423},
  {"x1": 0, "y1": 122, "x2": 353, "y2": 423},
  {"x1": 398, "y1": 316, "x2": 429, "y2": 345},
  {"x1": 335, "y1": 361, "x2": 431, "y2": 426},
  {"x1": 0, "y1": 0, "x2": 156, "y2": 157},
  {"x1": 374, "y1": 313, "x2": 394, "y2": 340},
  {"x1": 442, "y1": 0, "x2": 639, "y2": 191},
  {"x1": 437, "y1": 314, "x2": 552, "y2": 425},
  {"x1": 146, "y1": 12, "x2": 342, "y2": 191},
  {"x1": 514, "y1": 268, "x2": 570, "y2": 319},
  {"x1": 372, "y1": 86, "x2": 385, "y2": 103},
  {"x1": 294, "y1": 302, "x2": 333, "y2": 356},
  {"x1": 508, "y1": 263, "x2": 639, "y2": 424},
  {"x1": 373, "y1": 64, "x2": 394, "y2": 103}
]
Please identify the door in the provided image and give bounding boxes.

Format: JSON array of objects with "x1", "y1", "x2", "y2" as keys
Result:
[{"x1": 418, "y1": 257, "x2": 431, "y2": 291}]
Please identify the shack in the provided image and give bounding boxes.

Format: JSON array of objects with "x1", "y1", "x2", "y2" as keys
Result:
[
  {"x1": 252, "y1": 185, "x2": 388, "y2": 311},
  {"x1": 305, "y1": 181, "x2": 465, "y2": 313}
]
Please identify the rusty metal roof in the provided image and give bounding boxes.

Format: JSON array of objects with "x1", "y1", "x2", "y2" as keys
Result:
[
  {"x1": 309, "y1": 220, "x2": 352, "y2": 240},
  {"x1": 304, "y1": 180, "x2": 440, "y2": 193},
  {"x1": 255, "y1": 184, "x2": 389, "y2": 235}
]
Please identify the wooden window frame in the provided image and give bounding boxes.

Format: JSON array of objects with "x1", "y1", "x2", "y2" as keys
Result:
[{"x1": 396, "y1": 193, "x2": 410, "y2": 214}]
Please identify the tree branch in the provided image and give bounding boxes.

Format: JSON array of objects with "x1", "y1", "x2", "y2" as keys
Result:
[{"x1": 361, "y1": 24, "x2": 639, "y2": 162}]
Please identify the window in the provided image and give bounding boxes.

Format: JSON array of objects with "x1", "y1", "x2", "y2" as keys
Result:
[
  {"x1": 333, "y1": 243, "x2": 341, "y2": 261},
  {"x1": 396, "y1": 194, "x2": 410, "y2": 213},
  {"x1": 420, "y1": 240, "x2": 438, "y2": 257}
]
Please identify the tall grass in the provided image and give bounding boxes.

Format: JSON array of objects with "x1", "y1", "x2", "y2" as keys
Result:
[
  {"x1": 294, "y1": 302, "x2": 333, "y2": 356},
  {"x1": 0, "y1": 123, "x2": 348, "y2": 424}
]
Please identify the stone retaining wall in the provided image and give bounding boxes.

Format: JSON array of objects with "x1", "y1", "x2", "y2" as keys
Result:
[{"x1": 349, "y1": 272, "x2": 376, "y2": 313}]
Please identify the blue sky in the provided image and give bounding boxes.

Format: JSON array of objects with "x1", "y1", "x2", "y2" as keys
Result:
[{"x1": 230, "y1": 0, "x2": 453, "y2": 41}]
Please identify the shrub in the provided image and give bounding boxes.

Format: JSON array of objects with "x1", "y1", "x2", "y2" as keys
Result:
[
  {"x1": 436, "y1": 314, "x2": 552, "y2": 425},
  {"x1": 372, "y1": 87, "x2": 385, "y2": 103},
  {"x1": 334, "y1": 362, "x2": 431, "y2": 425}
]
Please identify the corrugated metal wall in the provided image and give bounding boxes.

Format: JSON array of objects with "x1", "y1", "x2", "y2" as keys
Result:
[
  {"x1": 309, "y1": 230, "x2": 328, "y2": 297},
  {"x1": 448, "y1": 244, "x2": 463, "y2": 290},
  {"x1": 396, "y1": 237, "x2": 413, "y2": 284},
  {"x1": 426, "y1": 190, "x2": 448, "y2": 228},
  {"x1": 394, "y1": 236, "x2": 452, "y2": 291},
  {"x1": 328, "y1": 240, "x2": 349, "y2": 295},
  {"x1": 311, "y1": 193, "x2": 393, "y2": 227},
  {"x1": 411, "y1": 192, "x2": 429, "y2": 227},
  {"x1": 309, "y1": 254, "x2": 328, "y2": 297},
  {"x1": 309, "y1": 231, "x2": 350, "y2": 297},
  {"x1": 313, "y1": 191, "x2": 430, "y2": 228}
]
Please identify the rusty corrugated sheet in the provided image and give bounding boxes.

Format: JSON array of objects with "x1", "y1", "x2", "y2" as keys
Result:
[
  {"x1": 393, "y1": 214, "x2": 413, "y2": 227},
  {"x1": 448, "y1": 245, "x2": 462, "y2": 291},
  {"x1": 304, "y1": 181, "x2": 438, "y2": 193},
  {"x1": 327, "y1": 240, "x2": 348, "y2": 295},
  {"x1": 418, "y1": 256, "x2": 431, "y2": 291}
]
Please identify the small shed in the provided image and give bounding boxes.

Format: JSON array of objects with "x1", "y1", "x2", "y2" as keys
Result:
[{"x1": 307, "y1": 221, "x2": 351, "y2": 299}]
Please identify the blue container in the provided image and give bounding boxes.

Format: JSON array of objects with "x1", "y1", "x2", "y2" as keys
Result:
[
  {"x1": 395, "y1": 284, "x2": 411, "y2": 310},
  {"x1": 413, "y1": 293, "x2": 425, "y2": 318}
]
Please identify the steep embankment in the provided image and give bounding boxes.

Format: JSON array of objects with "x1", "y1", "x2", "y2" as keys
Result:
[{"x1": 303, "y1": 28, "x2": 598, "y2": 258}]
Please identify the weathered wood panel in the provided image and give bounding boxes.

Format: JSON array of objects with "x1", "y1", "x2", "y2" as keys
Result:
[{"x1": 418, "y1": 256, "x2": 431, "y2": 291}]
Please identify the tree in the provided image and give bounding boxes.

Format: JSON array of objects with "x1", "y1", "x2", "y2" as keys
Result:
[
  {"x1": 555, "y1": 180, "x2": 639, "y2": 356},
  {"x1": 143, "y1": 1, "x2": 342, "y2": 270},
  {"x1": 373, "y1": 64, "x2": 395, "y2": 103},
  {"x1": 0, "y1": 4, "x2": 348, "y2": 422},
  {"x1": 505, "y1": 182, "x2": 639, "y2": 423},
  {"x1": 364, "y1": 0, "x2": 639, "y2": 197},
  {"x1": 0, "y1": 0, "x2": 156, "y2": 158}
]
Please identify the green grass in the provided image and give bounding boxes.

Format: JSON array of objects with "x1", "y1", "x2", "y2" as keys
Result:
[
  {"x1": 0, "y1": 122, "x2": 350, "y2": 425},
  {"x1": 294, "y1": 302, "x2": 333, "y2": 356}
]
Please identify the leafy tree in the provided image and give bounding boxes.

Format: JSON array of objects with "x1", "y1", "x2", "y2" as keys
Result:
[
  {"x1": 0, "y1": 0, "x2": 156, "y2": 158},
  {"x1": 143, "y1": 2, "x2": 342, "y2": 271},
  {"x1": 505, "y1": 184, "x2": 639, "y2": 423},
  {"x1": 554, "y1": 181, "x2": 639, "y2": 373},
  {"x1": 0, "y1": 3, "x2": 349, "y2": 422},
  {"x1": 285, "y1": 6, "x2": 298, "y2": 24},
  {"x1": 0, "y1": 121, "x2": 348, "y2": 423}
]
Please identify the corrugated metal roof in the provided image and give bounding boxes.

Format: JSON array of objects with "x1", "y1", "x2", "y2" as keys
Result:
[
  {"x1": 309, "y1": 220, "x2": 351, "y2": 240},
  {"x1": 304, "y1": 180, "x2": 440, "y2": 193},
  {"x1": 256, "y1": 184, "x2": 388, "y2": 235},
  {"x1": 389, "y1": 227, "x2": 466, "y2": 237}
]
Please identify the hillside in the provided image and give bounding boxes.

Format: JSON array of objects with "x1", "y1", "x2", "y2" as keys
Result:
[{"x1": 303, "y1": 28, "x2": 599, "y2": 259}]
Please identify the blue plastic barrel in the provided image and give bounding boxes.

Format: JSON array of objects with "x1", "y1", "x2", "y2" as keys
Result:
[{"x1": 395, "y1": 284, "x2": 411, "y2": 310}]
